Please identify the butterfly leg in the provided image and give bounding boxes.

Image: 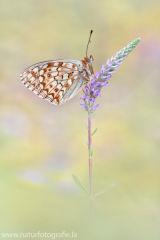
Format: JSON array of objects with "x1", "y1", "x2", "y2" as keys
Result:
[
  {"x1": 90, "y1": 67, "x2": 103, "y2": 83},
  {"x1": 82, "y1": 76, "x2": 96, "y2": 98},
  {"x1": 94, "y1": 74, "x2": 103, "y2": 83}
]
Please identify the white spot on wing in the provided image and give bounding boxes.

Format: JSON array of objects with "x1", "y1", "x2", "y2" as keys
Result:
[
  {"x1": 30, "y1": 77, "x2": 35, "y2": 82},
  {"x1": 63, "y1": 73, "x2": 68, "y2": 80},
  {"x1": 59, "y1": 91, "x2": 63, "y2": 99},
  {"x1": 51, "y1": 72, "x2": 58, "y2": 77},
  {"x1": 61, "y1": 80, "x2": 67, "y2": 86},
  {"x1": 67, "y1": 63, "x2": 73, "y2": 68},
  {"x1": 50, "y1": 81, "x2": 57, "y2": 87},
  {"x1": 40, "y1": 70, "x2": 44, "y2": 75},
  {"x1": 43, "y1": 90, "x2": 47, "y2": 95},
  {"x1": 33, "y1": 67, "x2": 38, "y2": 72},
  {"x1": 51, "y1": 67, "x2": 57, "y2": 71},
  {"x1": 28, "y1": 73, "x2": 32, "y2": 78},
  {"x1": 42, "y1": 65, "x2": 48, "y2": 69},
  {"x1": 68, "y1": 79, "x2": 72, "y2": 85},
  {"x1": 57, "y1": 84, "x2": 62, "y2": 89},
  {"x1": 49, "y1": 95, "x2": 53, "y2": 100},
  {"x1": 39, "y1": 76, "x2": 43, "y2": 82}
]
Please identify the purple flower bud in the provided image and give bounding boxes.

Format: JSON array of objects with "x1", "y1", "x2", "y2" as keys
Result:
[
  {"x1": 94, "y1": 71, "x2": 99, "y2": 78},
  {"x1": 109, "y1": 71, "x2": 116, "y2": 74},
  {"x1": 106, "y1": 59, "x2": 109, "y2": 65},
  {"x1": 99, "y1": 65, "x2": 105, "y2": 77},
  {"x1": 103, "y1": 75, "x2": 111, "y2": 80},
  {"x1": 91, "y1": 79, "x2": 96, "y2": 87},
  {"x1": 90, "y1": 97, "x2": 95, "y2": 104},
  {"x1": 96, "y1": 82, "x2": 103, "y2": 87},
  {"x1": 101, "y1": 82, "x2": 109, "y2": 86},
  {"x1": 80, "y1": 104, "x2": 86, "y2": 109},
  {"x1": 91, "y1": 89, "x2": 95, "y2": 94},
  {"x1": 92, "y1": 104, "x2": 99, "y2": 111},
  {"x1": 101, "y1": 64, "x2": 105, "y2": 71},
  {"x1": 80, "y1": 94, "x2": 88, "y2": 101},
  {"x1": 94, "y1": 89, "x2": 101, "y2": 97}
]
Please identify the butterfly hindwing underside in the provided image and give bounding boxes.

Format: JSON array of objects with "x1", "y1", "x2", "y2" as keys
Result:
[
  {"x1": 20, "y1": 60, "x2": 85, "y2": 105},
  {"x1": 20, "y1": 31, "x2": 95, "y2": 105}
]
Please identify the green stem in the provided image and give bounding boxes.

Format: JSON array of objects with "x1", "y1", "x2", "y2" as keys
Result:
[{"x1": 88, "y1": 101, "x2": 94, "y2": 217}]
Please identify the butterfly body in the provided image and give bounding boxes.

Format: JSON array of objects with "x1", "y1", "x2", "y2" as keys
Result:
[{"x1": 20, "y1": 56, "x2": 94, "y2": 105}]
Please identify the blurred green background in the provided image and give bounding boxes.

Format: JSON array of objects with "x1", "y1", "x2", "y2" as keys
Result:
[{"x1": 0, "y1": 0, "x2": 160, "y2": 239}]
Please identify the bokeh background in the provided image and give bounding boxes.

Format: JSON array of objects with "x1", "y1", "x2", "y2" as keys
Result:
[{"x1": 0, "y1": 0, "x2": 160, "y2": 239}]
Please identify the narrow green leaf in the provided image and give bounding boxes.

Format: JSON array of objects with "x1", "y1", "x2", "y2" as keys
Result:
[
  {"x1": 85, "y1": 122, "x2": 88, "y2": 130},
  {"x1": 91, "y1": 127, "x2": 98, "y2": 136},
  {"x1": 89, "y1": 145, "x2": 93, "y2": 158},
  {"x1": 94, "y1": 184, "x2": 116, "y2": 197},
  {"x1": 72, "y1": 174, "x2": 89, "y2": 196}
]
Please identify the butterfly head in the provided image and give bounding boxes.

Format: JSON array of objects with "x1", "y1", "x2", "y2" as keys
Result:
[
  {"x1": 85, "y1": 55, "x2": 94, "y2": 63},
  {"x1": 81, "y1": 55, "x2": 94, "y2": 75}
]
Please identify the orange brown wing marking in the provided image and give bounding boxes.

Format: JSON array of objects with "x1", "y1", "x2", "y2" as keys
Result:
[
  {"x1": 47, "y1": 73, "x2": 51, "y2": 78},
  {"x1": 64, "y1": 82, "x2": 70, "y2": 88},
  {"x1": 50, "y1": 92, "x2": 55, "y2": 98},
  {"x1": 55, "y1": 94, "x2": 60, "y2": 104},
  {"x1": 72, "y1": 64, "x2": 76, "y2": 69},
  {"x1": 68, "y1": 72, "x2": 73, "y2": 78},
  {"x1": 54, "y1": 88, "x2": 59, "y2": 93},
  {"x1": 58, "y1": 62, "x2": 63, "y2": 67},
  {"x1": 62, "y1": 63, "x2": 68, "y2": 67},
  {"x1": 40, "y1": 82, "x2": 47, "y2": 88},
  {"x1": 47, "y1": 63, "x2": 54, "y2": 67},
  {"x1": 71, "y1": 77, "x2": 76, "y2": 82},
  {"x1": 61, "y1": 62, "x2": 78, "y2": 70}
]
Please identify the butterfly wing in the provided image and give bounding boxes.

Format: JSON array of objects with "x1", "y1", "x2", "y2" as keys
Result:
[{"x1": 20, "y1": 60, "x2": 84, "y2": 105}]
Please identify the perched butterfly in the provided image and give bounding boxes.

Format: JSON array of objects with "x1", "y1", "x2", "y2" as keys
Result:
[{"x1": 20, "y1": 30, "x2": 95, "y2": 105}]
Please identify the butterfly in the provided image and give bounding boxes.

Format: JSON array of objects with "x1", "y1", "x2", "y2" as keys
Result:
[{"x1": 20, "y1": 30, "x2": 95, "y2": 105}]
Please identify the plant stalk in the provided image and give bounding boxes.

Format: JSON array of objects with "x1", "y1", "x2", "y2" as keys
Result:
[{"x1": 88, "y1": 104, "x2": 94, "y2": 217}]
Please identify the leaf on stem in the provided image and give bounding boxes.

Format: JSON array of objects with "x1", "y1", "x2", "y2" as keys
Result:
[
  {"x1": 72, "y1": 174, "x2": 89, "y2": 196},
  {"x1": 85, "y1": 122, "x2": 88, "y2": 130},
  {"x1": 91, "y1": 127, "x2": 98, "y2": 136},
  {"x1": 94, "y1": 184, "x2": 116, "y2": 198},
  {"x1": 89, "y1": 145, "x2": 93, "y2": 158}
]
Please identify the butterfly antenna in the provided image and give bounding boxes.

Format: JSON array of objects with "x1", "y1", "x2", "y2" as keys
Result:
[{"x1": 86, "y1": 30, "x2": 93, "y2": 56}]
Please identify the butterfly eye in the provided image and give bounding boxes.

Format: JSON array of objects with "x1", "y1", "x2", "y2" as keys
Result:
[{"x1": 86, "y1": 57, "x2": 91, "y2": 63}]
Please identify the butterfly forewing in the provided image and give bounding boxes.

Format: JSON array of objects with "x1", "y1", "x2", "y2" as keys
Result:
[{"x1": 20, "y1": 60, "x2": 84, "y2": 105}]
